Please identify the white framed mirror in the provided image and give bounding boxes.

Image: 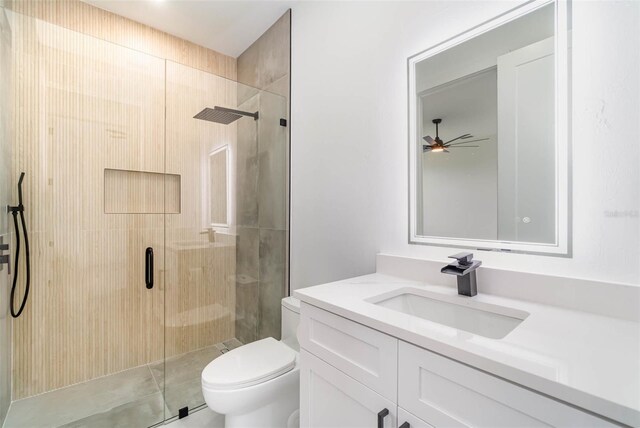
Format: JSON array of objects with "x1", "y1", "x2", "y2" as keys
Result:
[{"x1": 408, "y1": 0, "x2": 571, "y2": 255}]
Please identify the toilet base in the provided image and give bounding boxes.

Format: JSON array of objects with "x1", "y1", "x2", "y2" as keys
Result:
[{"x1": 224, "y1": 383, "x2": 299, "y2": 428}]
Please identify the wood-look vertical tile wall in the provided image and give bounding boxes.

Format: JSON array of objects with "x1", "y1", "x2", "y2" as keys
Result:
[
  {"x1": 6, "y1": 0, "x2": 236, "y2": 79},
  {"x1": 9, "y1": 2, "x2": 238, "y2": 399}
]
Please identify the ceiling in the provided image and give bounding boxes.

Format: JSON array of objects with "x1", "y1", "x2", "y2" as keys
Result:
[
  {"x1": 421, "y1": 68, "x2": 497, "y2": 140},
  {"x1": 80, "y1": 0, "x2": 293, "y2": 58}
]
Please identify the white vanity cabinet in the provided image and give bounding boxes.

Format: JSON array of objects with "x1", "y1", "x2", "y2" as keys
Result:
[{"x1": 299, "y1": 303, "x2": 619, "y2": 428}]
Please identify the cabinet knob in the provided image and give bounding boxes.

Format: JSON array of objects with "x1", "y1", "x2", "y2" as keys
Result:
[{"x1": 377, "y1": 408, "x2": 389, "y2": 428}]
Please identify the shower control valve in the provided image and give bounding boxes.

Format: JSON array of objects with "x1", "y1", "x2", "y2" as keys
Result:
[
  {"x1": 8, "y1": 204, "x2": 24, "y2": 213},
  {"x1": 0, "y1": 242, "x2": 9, "y2": 274}
]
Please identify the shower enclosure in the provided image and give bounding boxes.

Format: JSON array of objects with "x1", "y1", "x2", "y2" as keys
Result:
[{"x1": 2, "y1": 6, "x2": 288, "y2": 427}]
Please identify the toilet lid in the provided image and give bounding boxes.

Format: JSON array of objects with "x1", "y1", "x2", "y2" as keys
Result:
[{"x1": 202, "y1": 337, "x2": 297, "y2": 390}]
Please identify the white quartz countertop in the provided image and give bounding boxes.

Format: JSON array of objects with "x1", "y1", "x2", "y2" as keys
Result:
[{"x1": 293, "y1": 273, "x2": 640, "y2": 426}]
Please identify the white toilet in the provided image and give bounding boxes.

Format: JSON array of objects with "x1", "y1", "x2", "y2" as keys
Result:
[{"x1": 202, "y1": 297, "x2": 301, "y2": 428}]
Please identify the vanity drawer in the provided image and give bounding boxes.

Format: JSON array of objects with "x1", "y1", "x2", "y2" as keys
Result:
[
  {"x1": 398, "y1": 341, "x2": 616, "y2": 428},
  {"x1": 299, "y1": 302, "x2": 398, "y2": 401}
]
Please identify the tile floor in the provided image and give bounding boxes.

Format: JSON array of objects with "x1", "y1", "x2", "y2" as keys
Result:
[{"x1": 4, "y1": 339, "x2": 242, "y2": 428}]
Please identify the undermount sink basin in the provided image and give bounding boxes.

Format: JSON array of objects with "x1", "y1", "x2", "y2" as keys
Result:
[{"x1": 367, "y1": 288, "x2": 529, "y2": 339}]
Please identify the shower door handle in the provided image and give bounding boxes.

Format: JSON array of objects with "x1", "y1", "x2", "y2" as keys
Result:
[{"x1": 145, "y1": 247, "x2": 153, "y2": 289}]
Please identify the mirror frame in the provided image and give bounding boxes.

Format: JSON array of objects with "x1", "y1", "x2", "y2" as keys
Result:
[{"x1": 408, "y1": 0, "x2": 570, "y2": 255}]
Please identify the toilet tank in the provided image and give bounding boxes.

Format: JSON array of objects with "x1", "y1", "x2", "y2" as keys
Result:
[{"x1": 281, "y1": 297, "x2": 300, "y2": 351}]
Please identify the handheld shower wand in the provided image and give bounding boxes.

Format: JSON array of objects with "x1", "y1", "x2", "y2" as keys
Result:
[{"x1": 8, "y1": 172, "x2": 31, "y2": 318}]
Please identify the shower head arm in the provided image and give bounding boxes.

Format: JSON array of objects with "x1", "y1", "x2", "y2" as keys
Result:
[{"x1": 214, "y1": 106, "x2": 259, "y2": 121}]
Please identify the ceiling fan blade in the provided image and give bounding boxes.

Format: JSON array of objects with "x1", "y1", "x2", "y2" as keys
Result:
[
  {"x1": 422, "y1": 145, "x2": 432, "y2": 152},
  {"x1": 461, "y1": 138, "x2": 490, "y2": 144},
  {"x1": 447, "y1": 138, "x2": 489, "y2": 146},
  {"x1": 443, "y1": 149, "x2": 450, "y2": 153},
  {"x1": 447, "y1": 145, "x2": 480, "y2": 148},
  {"x1": 444, "y1": 134, "x2": 473, "y2": 144},
  {"x1": 423, "y1": 135, "x2": 434, "y2": 144}
]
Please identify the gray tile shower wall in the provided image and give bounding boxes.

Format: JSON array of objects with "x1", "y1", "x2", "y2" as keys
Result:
[
  {"x1": 258, "y1": 92, "x2": 288, "y2": 231},
  {"x1": 237, "y1": 12, "x2": 291, "y2": 97},
  {"x1": 235, "y1": 274, "x2": 259, "y2": 344},
  {"x1": 235, "y1": 11, "x2": 290, "y2": 343},
  {"x1": 258, "y1": 228, "x2": 287, "y2": 339},
  {"x1": 235, "y1": 90, "x2": 287, "y2": 343},
  {"x1": 236, "y1": 96, "x2": 260, "y2": 228},
  {"x1": 235, "y1": 226, "x2": 260, "y2": 343}
]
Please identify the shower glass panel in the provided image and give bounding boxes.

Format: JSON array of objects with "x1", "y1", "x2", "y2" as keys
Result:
[
  {"x1": 163, "y1": 61, "x2": 289, "y2": 417},
  {"x1": 0, "y1": 3, "x2": 12, "y2": 424},
  {"x1": 5, "y1": 10, "x2": 166, "y2": 427}
]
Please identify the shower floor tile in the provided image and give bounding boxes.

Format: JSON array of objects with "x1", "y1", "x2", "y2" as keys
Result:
[
  {"x1": 4, "y1": 341, "x2": 240, "y2": 428},
  {"x1": 59, "y1": 392, "x2": 168, "y2": 428},
  {"x1": 222, "y1": 338, "x2": 243, "y2": 351},
  {"x1": 4, "y1": 366, "x2": 160, "y2": 428},
  {"x1": 149, "y1": 345, "x2": 223, "y2": 417}
]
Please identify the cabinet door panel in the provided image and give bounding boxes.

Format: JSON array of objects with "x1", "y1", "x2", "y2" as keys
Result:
[
  {"x1": 398, "y1": 341, "x2": 616, "y2": 428},
  {"x1": 299, "y1": 302, "x2": 398, "y2": 401},
  {"x1": 301, "y1": 349, "x2": 397, "y2": 428}
]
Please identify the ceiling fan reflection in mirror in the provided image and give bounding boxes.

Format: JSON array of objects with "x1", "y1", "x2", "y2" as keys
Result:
[{"x1": 422, "y1": 118, "x2": 488, "y2": 153}]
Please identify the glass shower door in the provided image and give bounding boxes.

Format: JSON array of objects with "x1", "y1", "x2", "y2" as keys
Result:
[{"x1": 5, "y1": 11, "x2": 166, "y2": 427}]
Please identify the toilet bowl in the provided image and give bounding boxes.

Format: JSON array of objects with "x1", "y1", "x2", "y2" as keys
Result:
[{"x1": 202, "y1": 297, "x2": 301, "y2": 428}]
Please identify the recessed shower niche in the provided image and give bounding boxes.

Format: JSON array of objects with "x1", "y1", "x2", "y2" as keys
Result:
[{"x1": 104, "y1": 168, "x2": 181, "y2": 214}]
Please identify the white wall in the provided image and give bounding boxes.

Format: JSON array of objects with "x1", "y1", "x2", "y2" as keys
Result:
[{"x1": 290, "y1": 0, "x2": 640, "y2": 289}]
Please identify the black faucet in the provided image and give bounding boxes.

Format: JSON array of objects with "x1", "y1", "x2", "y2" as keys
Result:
[{"x1": 441, "y1": 252, "x2": 482, "y2": 297}]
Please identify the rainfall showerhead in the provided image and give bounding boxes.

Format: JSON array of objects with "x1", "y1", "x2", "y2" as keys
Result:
[{"x1": 193, "y1": 106, "x2": 259, "y2": 124}]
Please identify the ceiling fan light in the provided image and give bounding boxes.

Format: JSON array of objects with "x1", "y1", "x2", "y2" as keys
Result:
[{"x1": 431, "y1": 147, "x2": 444, "y2": 153}]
